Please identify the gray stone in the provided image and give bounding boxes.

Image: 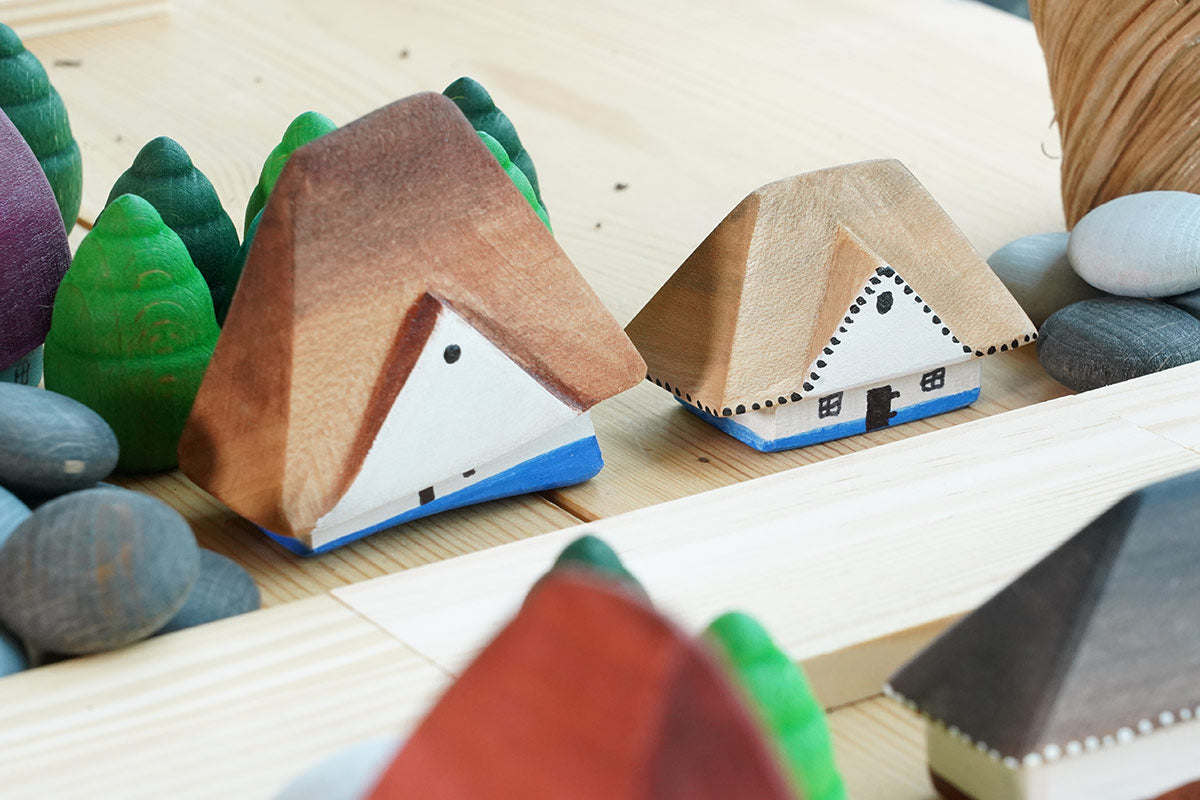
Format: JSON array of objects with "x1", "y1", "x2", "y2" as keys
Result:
[
  {"x1": 1165, "y1": 288, "x2": 1200, "y2": 321},
  {"x1": 272, "y1": 734, "x2": 402, "y2": 800},
  {"x1": 1068, "y1": 191, "x2": 1200, "y2": 296},
  {"x1": 0, "y1": 626, "x2": 26, "y2": 676},
  {"x1": 1037, "y1": 298, "x2": 1200, "y2": 391},
  {"x1": 156, "y1": 549, "x2": 260, "y2": 635},
  {"x1": 0, "y1": 487, "x2": 200, "y2": 655},
  {"x1": 0, "y1": 383, "x2": 119, "y2": 496},
  {"x1": 988, "y1": 232, "x2": 1105, "y2": 326},
  {"x1": 0, "y1": 485, "x2": 30, "y2": 551}
]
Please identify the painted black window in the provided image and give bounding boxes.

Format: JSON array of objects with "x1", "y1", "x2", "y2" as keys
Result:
[
  {"x1": 443, "y1": 344, "x2": 461, "y2": 363},
  {"x1": 921, "y1": 367, "x2": 946, "y2": 392},
  {"x1": 876, "y1": 291, "x2": 893, "y2": 314},
  {"x1": 818, "y1": 392, "x2": 843, "y2": 418}
]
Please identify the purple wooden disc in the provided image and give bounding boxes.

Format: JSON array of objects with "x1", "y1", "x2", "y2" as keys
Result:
[{"x1": 0, "y1": 108, "x2": 70, "y2": 370}]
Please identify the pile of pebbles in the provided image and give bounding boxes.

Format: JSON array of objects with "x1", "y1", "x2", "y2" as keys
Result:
[
  {"x1": 989, "y1": 190, "x2": 1200, "y2": 391},
  {"x1": 0, "y1": 383, "x2": 259, "y2": 676}
]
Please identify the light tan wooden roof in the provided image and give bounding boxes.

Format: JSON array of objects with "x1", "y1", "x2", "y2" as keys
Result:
[
  {"x1": 179, "y1": 93, "x2": 644, "y2": 537},
  {"x1": 625, "y1": 159, "x2": 1036, "y2": 415}
]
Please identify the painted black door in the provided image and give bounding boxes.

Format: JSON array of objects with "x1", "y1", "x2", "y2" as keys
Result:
[{"x1": 865, "y1": 386, "x2": 900, "y2": 431}]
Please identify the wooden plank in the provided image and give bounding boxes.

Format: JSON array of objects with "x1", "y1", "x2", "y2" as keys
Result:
[
  {"x1": 831, "y1": 698, "x2": 934, "y2": 800},
  {"x1": 333, "y1": 363, "x2": 1200, "y2": 702},
  {"x1": 1, "y1": 0, "x2": 167, "y2": 40},
  {"x1": 108, "y1": 470, "x2": 583, "y2": 607},
  {"x1": 0, "y1": 595, "x2": 451, "y2": 800}
]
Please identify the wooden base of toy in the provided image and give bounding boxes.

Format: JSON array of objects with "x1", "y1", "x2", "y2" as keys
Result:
[
  {"x1": 932, "y1": 773, "x2": 1200, "y2": 800},
  {"x1": 683, "y1": 361, "x2": 981, "y2": 452},
  {"x1": 264, "y1": 414, "x2": 603, "y2": 555}
]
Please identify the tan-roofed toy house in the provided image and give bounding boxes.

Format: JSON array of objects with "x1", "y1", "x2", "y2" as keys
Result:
[
  {"x1": 625, "y1": 160, "x2": 1036, "y2": 452},
  {"x1": 178, "y1": 93, "x2": 645, "y2": 554}
]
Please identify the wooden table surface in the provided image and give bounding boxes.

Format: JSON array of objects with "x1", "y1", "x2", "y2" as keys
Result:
[{"x1": 0, "y1": 0, "x2": 1097, "y2": 796}]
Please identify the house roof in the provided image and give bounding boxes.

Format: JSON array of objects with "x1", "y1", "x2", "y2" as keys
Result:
[
  {"x1": 0, "y1": 108, "x2": 70, "y2": 369},
  {"x1": 624, "y1": 160, "x2": 1036, "y2": 415},
  {"x1": 365, "y1": 571, "x2": 796, "y2": 799},
  {"x1": 887, "y1": 469, "x2": 1200, "y2": 766},
  {"x1": 178, "y1": 93, "x2": 644, "y2": 537}
]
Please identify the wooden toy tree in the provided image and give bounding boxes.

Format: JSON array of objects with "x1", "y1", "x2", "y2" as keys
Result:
[
  {"x1": 0, "y1": 23, "x2": 82, "y2": 231},
  {"x1": 107, "y1": 136, "x2": 240, "y2": 323},
  {"x1": 44, "y1": 194, "x2": 219, "y2": 472},
  {"x1": 444, "y1": 76, "x2": 544, "y2": 206},
  {"x1": 478, "y1": 131, "x2": 549, "y2": 230},
  {"x1": 243, "y1": 110, "x2": 336, "y2": 231}
]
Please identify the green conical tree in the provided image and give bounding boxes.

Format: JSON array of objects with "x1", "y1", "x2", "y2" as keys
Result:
[
  {"x1": 244, "y1": 110, "x2": 337, "y2": 231},
  {"x1": 706, "y1": 612, "x2": 847, "y2": 800},
  {"x1": 44, "y1": 194, "x2": 219, "y2": 473},
  {"x1": 0, "y1": 23, "x2": 82, "y2": 231},
  {"x1": 107, "y1": 136, "x2": 240, "y2": 324},
  {"x1": 478, "y1": 131, "x2": 551, "y2": 231},
  {"x1": 444, "y1": 77, "x2": 544, "y2": 207},
  {"x1": 550, "y1": 534, "x2": 644, "y2": 594}
]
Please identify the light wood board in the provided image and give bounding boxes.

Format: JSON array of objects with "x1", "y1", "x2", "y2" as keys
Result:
[
  {"x1": 21, "y1": 0, "x2": 1072, "y2": 546},
  {"x1": 334, "y1": 362, "x2": 1200, "y2": 705},
  {"x1": 1, "y1": 0, "x2": 168, "y2": 40}
]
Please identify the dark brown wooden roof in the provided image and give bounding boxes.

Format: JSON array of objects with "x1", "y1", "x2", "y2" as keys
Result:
[{"x1": 888, "y1": 469, "x2": 1200, "y2": 763}]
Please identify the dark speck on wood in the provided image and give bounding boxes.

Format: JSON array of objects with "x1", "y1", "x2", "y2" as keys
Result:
[
  {"x1": 698, "y1": 456, "x2": 710, "y2": 463},
  {"x1": 53, "y1": 59, "x2": 82, "y2": 68},
  {"x1": 614, "y1": 182, "x2": 629, "y2": 191},
  {"x1": 399, "y1": 48, "x2": 410, "y2": 59}
]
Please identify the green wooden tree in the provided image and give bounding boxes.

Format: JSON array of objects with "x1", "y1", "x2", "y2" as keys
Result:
[
  {"x1": 0, "y1": 23, "x2": 82, "y2": 231},
  {"x1": 444, "y1": 77, "x2": 544, "y2": 207},
  {"x1": 244, "y1": 110, "x2": 337, "y2": 231},
  {"x1": 478, "y1": 131, "x2": 551, "y2": 231},
  {"x1": 44, "y1": 194, "x2": 219, "y2": 473},
  {"x1": 550, "y1": 534, "x2": 644, "y2": 594},
  {"x1": 706, "y1": 612, "x2": 847, "y2": 800},
  {"x1": 107, "y1": 136, "x2": 240, "y2": 323}
]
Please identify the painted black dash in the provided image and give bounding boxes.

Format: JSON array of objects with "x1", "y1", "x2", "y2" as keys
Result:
[
  {"x1": 463, "y1": 469, "x2": 476, "y2": 478},
  {"x1": 419, "y1": 487, "x2": 435, "y2": 505}
]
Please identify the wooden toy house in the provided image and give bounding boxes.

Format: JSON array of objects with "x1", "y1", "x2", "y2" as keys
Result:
[
  {"x1": 886, "y1": 469, "x2": 1200, "y2": 800},
  {"x1": 0, "y1": 107, "x2": 70, "y2": 385},
  {"x1": 625, "y1": 160, "x2": 1036, "y2": 452},
  {"x1": 178, "y1": 93, "x2": 645, "y2": 554},
  {"x1": 364, "y1": 570, "x2": 798, "y2": 799}
]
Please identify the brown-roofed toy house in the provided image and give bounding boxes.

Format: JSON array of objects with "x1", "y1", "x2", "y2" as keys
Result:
[
  {"x1": 886, "y1": 468, "x2": 1200, "y2": 800},
  {"x1": 178, "y1": 93, "x2": 645, "y2": 554},
  {"x1": 364, "y1": 570, "x2": 798, "y2": 800},
  {"x1": 625, "y1": 160, "x2": 1036, "y2": 451}
]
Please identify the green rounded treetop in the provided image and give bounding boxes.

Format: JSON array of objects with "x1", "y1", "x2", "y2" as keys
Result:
[
  {"x1": 444, "y1": 76, "x2": 543, "y2": 207},
  {"x1": 478, "y1": 131, "x2": 550, "y2": 231},
  {"x1": 706, "y1": 612, "x2": 847, "y2": 800},
  {"x1": 244, "y1": 110, "x2": 337, "y2": 231},
  {"x1": 0, "y1": 22, "x2": 82, "y2": 231},
  {"x1": 548, "y1": 534, "x2": 646, "y2": 597},
  {"x1": 44, "y1": 194, "x2": 219, "y2": 472},
  {"x1": 107, "y1": 136, "x2": 241, "y2": 324}
]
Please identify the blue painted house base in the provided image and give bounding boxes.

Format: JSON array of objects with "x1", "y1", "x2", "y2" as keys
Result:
[
  {"x1": 263, "y1": 435, "x2": 604, "y2": 556},
  {"x1": 680, "y1": 387, "x2": 981, "y2": 453}
]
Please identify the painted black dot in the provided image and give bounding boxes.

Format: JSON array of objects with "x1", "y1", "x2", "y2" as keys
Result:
[
  {"x1": 674, "y1": 387, "x2": 681, "y2": 396},
  {"x1": 765, "y1": 400, "x2": 773, "y2": 407},
  {"x1": 856, "y1": 297, "x2": 867, "y2": 306},
  {"x1": 1001, "y1": 344, "x2": 1008, "y2": 351},
  {"x1": 823, "y1": 347, "x2": 834, "y2": 355},
  {"x1": 735, "y1": 405, "x2": 746, "y2": 415},
  {"x1": 894, "y1": 275, "x2": 904, "y2": 285},
  {"x1": 864, "y1": 286, "x2": 875, "y2": 295},
  {"x1": 932, "y1": 315, "x2": 941, "y2": 324},
  {"x1": 790, "y1": 392, "x2": 802, "y2": 402},
  {"x1": 1032, "y1": 332, "x2": 1038, "y2": 340},
  {"x1": 778, "y1": 396, "x2": 788, "y2": 405},
  {"x1": 830, "y1": 337, "x2": 841, "y2": 345},
  {"x1": 751, "y1": 403, "x2": 761, "y2": 411},
  {"x1": 810, "y1": 372, "x2": 820, "y2": 380},
  {"x1": 443, "y1": 344, "x2": 462, "y2": 363},
  {"x1": 923, "y1": 305, "x2": 931, "y2": 314},
  {"x1": 838, "y1": 327, "x2": 847, "y2": 334},
  {"x1": 816, "y1": 360, "x2": 827, "y2": 368},
  {"x1": 1012, "y1": 339, "x2": 1019, "y2": 349},
  {"x1": 914, "y1": 296, "x2": 923, "y2": 303},
  {"x1": 655, "y1": 378, "x2": 662, "y2": 386},
  {"x1": 903, "y1": 285, "x2": 914, "y2": 295},
  {"x1": 975, "y1": 350, "x2": 984, "y2": 357},
  {"x1": 962, "y1": 345, "x2": 973, "y2": 353},
  {"x1": 686, "y1": 394, "x2": 691, "y2": 401},
  {"x1": 952, "y1": 336, "x2": 960, "y2": 343},
  {"x1": 722, "y1": 408, "x2": 733, "y2": 417},
  {"x1": 880, "y1": 266, "x2": 895, "y2": 277},
  {"x1": 987, "y1": 346, "x2": 996, "y2": 355},
  {"x1": 870, "y1": 275, "x2": 882, "y2": 284},
  {"x1": 876, "y1": 291, "x2": 894, "y2": 314},
  {"x1": 664, "y1": 382, "x2": 672, "y2": 392},
  {"x1": 844, "y1": 316, "x2": 854, "y2": 324},
  {"x1": 802, "y1": 382, "x2": 814, "y2": 391},
  {"x1": 646, "y1": 373, "x2": 652, "y2": 380},
  {"x1": 850, "y1": 305, "x2": 860, "y2": 314},
  {"x1": 942, "y1": 327, "x2": 950, "y2": 335}
]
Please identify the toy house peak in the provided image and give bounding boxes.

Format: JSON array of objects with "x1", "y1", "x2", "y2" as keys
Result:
[
  {"x1": 179, "y1": 92, "x2": 644, "y2": 545},
  {"x1": 887, "y1": 469, "x2": 1200, "y2": 800},
  {"x1": 625, "y1": 160, "x2": 1035, "y2": 450}
]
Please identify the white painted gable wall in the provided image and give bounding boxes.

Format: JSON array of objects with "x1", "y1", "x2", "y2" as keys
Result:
[{"x1": 318, "y1": 301, "x2": 578, "y2": 530}]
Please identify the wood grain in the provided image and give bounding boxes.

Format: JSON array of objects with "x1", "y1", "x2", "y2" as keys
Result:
[{"x1": 1, "y1": 0, "x2": 167, "y2": 42}]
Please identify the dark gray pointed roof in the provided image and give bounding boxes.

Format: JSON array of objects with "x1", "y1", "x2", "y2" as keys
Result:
[{"x1": 887, "y1": 469, "x2": 1200, "y2": 764}]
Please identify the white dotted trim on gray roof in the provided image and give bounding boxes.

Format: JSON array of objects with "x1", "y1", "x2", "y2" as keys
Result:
[{"x1": 882, "y1": 683, "x2": 1200, "y2": 770}]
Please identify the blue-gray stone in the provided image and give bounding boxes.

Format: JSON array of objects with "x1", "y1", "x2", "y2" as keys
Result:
[
  {"x1": 988, "y1": 232, "x2": 1105, "y2": 326},
  {"x1": 1038, "y1": 298, "x2": 1200, "y2": 391},
  {"x1": 0, "y1": 383, "x2": 119, "y2": 496},
  {"x1": 1068, "y1": 191, "x2": 1200, "y2": 296},
  {"x1": 0, "y1": 626, "x2": 26, "y2": 676},
  {"x1": 0, "y1": 346, "x2": 42, "y2": 386},
  {"x1": 156, "y1": 549, "x2": 260, "y2": 635},
  {"x1": 0, "y1": 487, "x2": 200, "y2": 655},
  {"x1": 0, "y1": 485, "x2": 30, "y2": 551},
  {"x1": 1165, "y1": 288, "x2": 1200, "y2": 322}
]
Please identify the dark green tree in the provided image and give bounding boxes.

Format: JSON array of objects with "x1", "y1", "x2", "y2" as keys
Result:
[
  {"x1": 549, "y1": 534, "x2": 646, "y2": 597},
  {"x1": 444, "y1": 77, "x2": 544, "y2": 207},
  {"x1": 107, "y1": 137, "x2": 240, "y2": 323},
  {"x1": 44, "y1": 194, "x2": 219, "y2": 472},
  {"x1": 0, "y1": 23, "x2": 82, "y2": 231}
]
